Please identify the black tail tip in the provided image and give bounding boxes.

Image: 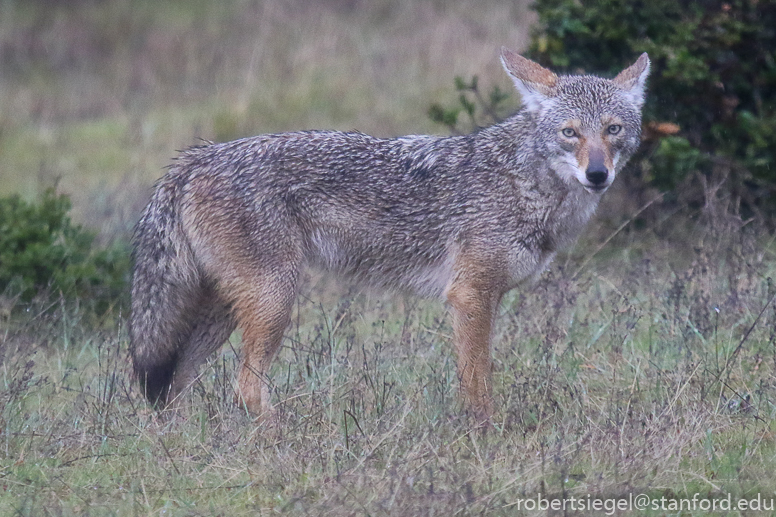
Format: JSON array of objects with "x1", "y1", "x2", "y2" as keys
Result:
[{"x1": 134, "y1": 357, "x2": 177, "y2": 408}]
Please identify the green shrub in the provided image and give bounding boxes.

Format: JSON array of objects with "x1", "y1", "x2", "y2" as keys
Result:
[
  {"x1": 0, "y1": 190, "x2": 130, "y2": 316},
  {"x1": 428, "y1": 76, "x2": 512, "y2": 135}
]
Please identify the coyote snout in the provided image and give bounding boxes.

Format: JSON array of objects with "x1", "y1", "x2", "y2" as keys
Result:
[
  {"x1": 130, "y1": 47, "x2": 650, "y2": 427},
  {"x1": 585, "y1": 147, "x2": 611, "y2": 191}
]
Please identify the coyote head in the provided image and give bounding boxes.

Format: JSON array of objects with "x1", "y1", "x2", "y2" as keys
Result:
[{"x1": 501, "y1": 49, "x2": 650, "y2": 194}]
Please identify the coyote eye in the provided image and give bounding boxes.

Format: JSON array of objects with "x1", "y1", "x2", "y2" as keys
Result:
[
  {"x1": 607, "y1": 124, "x2": 622, "y2": 135},
  {"x1": 561, "y1": 128, "x2": 577, "y2": 138}
]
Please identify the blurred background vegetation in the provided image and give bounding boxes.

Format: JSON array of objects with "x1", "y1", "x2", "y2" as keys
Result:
[{"x1": 1, "y1": 0, "x2": 774, "y2": 318}]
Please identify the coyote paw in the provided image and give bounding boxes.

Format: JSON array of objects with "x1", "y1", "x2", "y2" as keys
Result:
[{"x1": 234, "y1": 390, "x2": 276, "y2": 420}]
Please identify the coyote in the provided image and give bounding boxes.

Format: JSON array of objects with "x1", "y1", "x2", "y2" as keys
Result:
[{"x1": 130, "y1": 48, "x2": 650, "y2": 424}]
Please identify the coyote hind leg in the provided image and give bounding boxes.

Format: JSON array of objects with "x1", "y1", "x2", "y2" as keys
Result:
[
  {"x1": 229, "y1": 266, "x2": 299, "y2": 418},
  {"x1": 166, "y1": 290, "x2": 237, "y2": 407}
]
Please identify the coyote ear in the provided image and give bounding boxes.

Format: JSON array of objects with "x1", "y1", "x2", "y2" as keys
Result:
[
  {"x1": 500, "y1": 47, "x2": 558, "y2": 113},
  {"x1": 613, "y1": 53, "x2": 650, "y2": 108}
]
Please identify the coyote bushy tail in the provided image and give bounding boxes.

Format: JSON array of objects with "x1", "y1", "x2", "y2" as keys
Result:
[
  {"x1": 130, "y1": 48, "x2": 650, "y2": 425},
  {"x1": 130, "y1": 157, "x2": 235, "y2": 405}
]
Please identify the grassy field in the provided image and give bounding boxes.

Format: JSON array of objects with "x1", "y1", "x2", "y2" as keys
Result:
[
  {"x1": 3, "y1": 224, "x2": 776, "y2": 515},
  {"x1": 2, "y1": 1, "x2": 776, "y2": 516}
]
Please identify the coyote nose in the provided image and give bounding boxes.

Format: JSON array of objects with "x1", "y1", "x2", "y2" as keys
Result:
[
  {"x1": 585, "y1": 147, "x2": 609, "y2": 187},
  {"x1": 585, "y1": 167, "x2": 608, "y2": 186}
]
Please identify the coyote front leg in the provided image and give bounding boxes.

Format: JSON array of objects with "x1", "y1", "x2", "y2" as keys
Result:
[{"x1": 447, "y1": 276, "x2": 504, "y2": 425}]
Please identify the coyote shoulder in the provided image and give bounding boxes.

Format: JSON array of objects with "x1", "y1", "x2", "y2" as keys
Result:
[{"x1": 130, "y1": 48, "x2": 650, "y2": 424}]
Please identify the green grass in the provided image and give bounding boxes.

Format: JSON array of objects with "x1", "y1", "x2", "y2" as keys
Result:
[{"x1": 2, "y1": 229, "x2": 775, "y2": 515}]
